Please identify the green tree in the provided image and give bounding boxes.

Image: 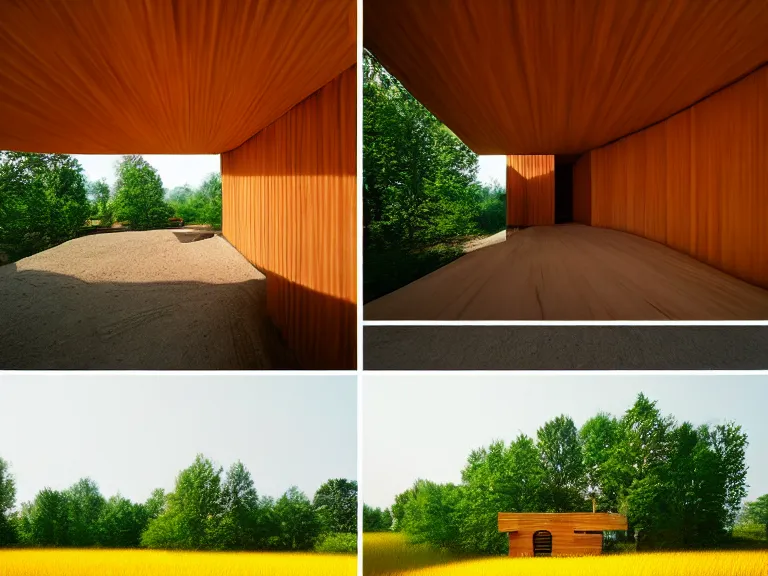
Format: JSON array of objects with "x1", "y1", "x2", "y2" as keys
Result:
[
  {"x1": 0, "y1": 152, "x2": 89, "y2": 261},
  {"x1": 743, "y1": 495, "x2": 768, "y2": 537},
  {"x1": 313, "y1": 478, "x2": 357, "y2": 534},
  {"x1": 580, "y1": 413, "x2": 625, "y2": 512},
  {"x1": 0, "y1": 457, "x2": 16, "y2": 545},
  {"x1": 363, "y1": 504, "x2": 393, "y2": 532},
  {"x1": 97, "y1": 495, "x2": 146, "y2": 548},
  {"x1": 537, "y1": 415, "x2": 587, "y2": 512},
  {"x1": 142, "y1": 454, "x2": 223, "y2": 550},
  {"x1": 112, "y1": 155, "x2": 172, "y2": 230},
  {"x1": 218, "y1": 461, "x2": 262, "y2": 549},
  {"x1": 88, "y1": 178, "x2": 113, "y2": 226},
  {"x1": 273, "y1": 486, "x2": 321, "y2": 551},
  {"x1": 25, "y1": 489, "x2": 70, "y2": 546},
  {"x1": 64, "y1": 478, "x2": 105, "y2": 547}
]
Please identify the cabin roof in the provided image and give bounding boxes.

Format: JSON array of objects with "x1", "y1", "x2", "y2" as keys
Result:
[
  {"x1": 364, "y1": 0, "x2": 768, "y2": 155},
  {"x1": 498, "y1": 512, "x2": 629, "y2": 533},
  {"x1": 0, "y1": 0, "x2": 355, "y2": 154}
]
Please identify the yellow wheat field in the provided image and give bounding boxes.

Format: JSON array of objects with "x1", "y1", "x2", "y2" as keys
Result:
[
  {"x1": 364, "y1": 532, "x2": 768, "y2": 576},
  {"x1": 0, "y1": 549, "x2": 356, "y2": 576}
]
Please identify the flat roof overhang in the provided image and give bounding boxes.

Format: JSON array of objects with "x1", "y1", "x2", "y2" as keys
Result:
[
  {"x1": 0, "y1": 0, "x2": 355, "y2": 154},
  {"x1": 364, "y1": 0, "x2": 768, "y2": 155}
]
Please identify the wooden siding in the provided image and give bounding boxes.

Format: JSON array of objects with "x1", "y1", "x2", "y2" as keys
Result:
[
  {"x1": 0, "y1": 0, "x2": 356, "y2": 153},
  {"x1": 364, "y1": 0, "x2": 768, "y2": 155},
  {"x1": 500, "y1": 513, "x2": 628, "y2": 558},
  {"x1": 221, "y1": 67, "x2": 356, "y2": 369},
  {"x1": 588, "y1": 65, "x2": 768, "y2": 289},
  {"x1": 506, "y1": 155, "x2": 555, "y2": 226}
]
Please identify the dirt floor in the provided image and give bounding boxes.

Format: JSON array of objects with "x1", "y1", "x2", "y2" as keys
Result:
[
  {"x1": 364, "y1": 224, "x2": 768, "y2": 320},
  {"x1": 0, "y1": 230, "x2": 297, "y2": 369}
]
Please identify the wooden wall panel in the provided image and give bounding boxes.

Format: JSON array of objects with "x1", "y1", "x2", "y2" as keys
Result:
[
  {"x1": 365, "y1": 0, "x2": 768, "y2": 155},
  {"x1": 590, "y1": 65, "x2": 768, "y2": 289},
  {"x1": 221, "y1": 67, "x2": 356, "y2": 369},
  {"x1": 506, "y1": 155, "x2": 554, "y2": 226},
  {"x1": 572, "y1": 153, "x2": 592, "y2": 226},
  {"x1": 500, "y1": 513, "x2": 627, "y2": 557},
  {"x1": 0, "y1": 0, "x2": 356, "y2": 154}
]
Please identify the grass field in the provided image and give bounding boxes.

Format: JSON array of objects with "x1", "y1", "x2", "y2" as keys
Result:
[
  {"x1": 0, "y1": 549, "x2": 356, "y2": 576},
  {"x1": 363, "y1": 532, "x2": 768, "y2": 576}
]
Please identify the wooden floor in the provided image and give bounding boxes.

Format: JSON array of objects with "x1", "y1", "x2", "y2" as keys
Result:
[{"x1": 364, "y1": 225, "x2": 768, "y2": 320}]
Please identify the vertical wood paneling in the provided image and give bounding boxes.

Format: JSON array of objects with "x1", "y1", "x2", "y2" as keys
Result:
[
  {"x1": 589, "y1": 65, "x2": 768, "y2": 289},
  {"x1": 572, "y1": 152, "x2": 592, "y2": 225},
  {"x1": 506, "y1": 155, "x2": 555, "y2": 226},
  {"x1": 221, "y1": 66, "x2": 356, "y2": 369}
]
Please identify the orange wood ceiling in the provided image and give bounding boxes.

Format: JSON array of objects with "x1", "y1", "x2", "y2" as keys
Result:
[
  {"x1": 0, "y1": 0, "x2": 355, "y2": 154},
  {"x1": 364, "y1": 0, "x2": 768, "y2": 155}
]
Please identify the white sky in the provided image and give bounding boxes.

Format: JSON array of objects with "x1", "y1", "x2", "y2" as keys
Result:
[
  {"x1": 74, "y1": 155, "x2": 220, "y2": 190},
  {"x1": 0, "y1": 374, "x2": 356, "y2": 506},
  {"x1": 363, "y1": 374, "x2": 768, "y2": 509},
  {"x1": 477, "y1": 155, "x2": 505, "y2": 186}
]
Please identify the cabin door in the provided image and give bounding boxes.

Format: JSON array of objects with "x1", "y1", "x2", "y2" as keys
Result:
[{"x1": 532, "y1": 530, "x2": 552, "y2": 557}]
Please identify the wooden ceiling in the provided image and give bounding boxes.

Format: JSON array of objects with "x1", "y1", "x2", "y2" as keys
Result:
[
  {"x1": 0, "y1": 0, "x2": 355, "y2": 154},
  {"x1": 364, "y1": 0, "x2": 768, "y2": 155}
]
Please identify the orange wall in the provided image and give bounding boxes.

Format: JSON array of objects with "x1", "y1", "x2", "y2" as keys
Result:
[
  {"x1": 221, "y1": 66, "x2": 356, "y2": 369},
  {"x1": 506, "y1": 155, "x2": 555, "y2": 226},
  {"x1": 585, "y1": 65, "x2": 768, "y2": 289}
]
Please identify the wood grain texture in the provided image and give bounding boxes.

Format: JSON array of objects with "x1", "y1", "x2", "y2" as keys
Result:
[
  {"x1": 506, "y1": 155, "x2": 554, "y2": 226},
  {"x1": 221, "y1": 67, "x2": 356, "y2": 369},
  {"x1": 0, "y1": 0, "x2": 355, "y2": 154},
  {"x1": 363, "y1": 225, "x2": 768, "y2": 321},
  {"x1": 364, "y1": 0, "x2": 768, "y2": 155},
  {"x1": 499, "y1": 513, "x2": 627, "y2": 557},
  {"x1": 589, "y1": 65, "x2": 768, "y2": 289}
]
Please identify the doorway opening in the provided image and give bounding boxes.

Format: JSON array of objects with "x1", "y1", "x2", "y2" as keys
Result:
[
  {"x1": 554, "y1": 154, "x2": 577, "y2": 224},
  {"x1": 533, "y1": 530, "x2": 553, "y2": 557}
]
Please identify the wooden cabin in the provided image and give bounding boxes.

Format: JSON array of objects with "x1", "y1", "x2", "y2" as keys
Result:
[{"x1": 498, "y1": 512, "x2": 628, "y2": 557}]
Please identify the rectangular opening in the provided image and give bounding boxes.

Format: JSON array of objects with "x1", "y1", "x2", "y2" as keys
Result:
[{"x1": 554, "y1": 154, "x2": 577, "y2": 224}]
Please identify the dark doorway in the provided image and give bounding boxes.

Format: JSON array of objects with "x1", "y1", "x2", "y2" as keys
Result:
[
  {"x1": 533, "y1": 530, "x2": 553, "y2": 557},
  {"x1": 554, "y1": 156, "x2": 574, "y2": 224}
]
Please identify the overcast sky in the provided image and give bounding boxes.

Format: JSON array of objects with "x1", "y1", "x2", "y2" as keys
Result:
[
  {"x1": 0, "y1": 374, "x2": 356, "y2": 506},
  {"x1": 74, "y1": 155, "x2": 220, "y2": 190},
  {"x1": 477, "y1": 155, "x2": 505, "y2": 187},
  {"x1": 363, "y1": 374, "x2": 768, "y2": 509}
]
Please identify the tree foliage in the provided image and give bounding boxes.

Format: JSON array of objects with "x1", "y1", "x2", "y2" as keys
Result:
[
  {"x1": 167, "y1": 173, "x2": 222, "y2": 228},
  {"x1": 1, "y1": 454, "x2": 355, "y2": 553},
  {"x1": 389, "y1": 394, "x2": 750, "y2": 555},
  {"x1": 0, "y1": 152, "x2": 89, "y2": 261},
  {"x1": 112, "y1": 155, "x2": 173, "y2": 230},
  {"x1": 363, "y1": 504, "x2": 393, "y2": 532},
  {"x1": 363, "y1": 50, "x2": 506, "y2": 302}
]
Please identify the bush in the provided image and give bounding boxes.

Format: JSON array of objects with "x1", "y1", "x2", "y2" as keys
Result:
[{"x1": 315, "y1": 533, "x2": 357, "y2": 554}]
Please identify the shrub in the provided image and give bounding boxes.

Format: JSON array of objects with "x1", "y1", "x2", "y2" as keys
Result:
[{"x1": 315, "y1": 533, "x2": 357, "y2": 554}]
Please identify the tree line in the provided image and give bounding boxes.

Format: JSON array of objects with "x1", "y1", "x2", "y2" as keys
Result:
[
  {"x1": 0, "y1": 454, "x2": 356, "y2": 553},
  {"x1": 0, "y1": 152, "x2": 222, "y2": 264},
  {"x1": 376, "y1": 394, "x2": 764, "y2": 554},
  {"x1": 363, "y1": 50, "x2": 506, "y2": 302}
]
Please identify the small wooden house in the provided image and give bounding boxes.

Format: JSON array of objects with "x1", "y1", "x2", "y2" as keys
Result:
[{"x1": 498, "y1": 512, "x2": 628, "y2": 557}]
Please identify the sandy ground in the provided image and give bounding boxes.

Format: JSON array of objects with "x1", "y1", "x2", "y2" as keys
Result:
[
  {"x1": 462, "y1": 229, "x2": 507, "y2": 253},
  {"x1": 0, "y1": 230, "x2": 297, "y2": 369},
  {"x1": 365, "y1": 224, "x2": 768, "y2": 320}
]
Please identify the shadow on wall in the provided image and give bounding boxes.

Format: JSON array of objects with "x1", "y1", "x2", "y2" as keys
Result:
[
  {"x1": 506, "y1": 166, "x2": 555, "y2": 228},
  {"x1": 0, "y1": 266, "x2": 302, "y2": 370}
]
